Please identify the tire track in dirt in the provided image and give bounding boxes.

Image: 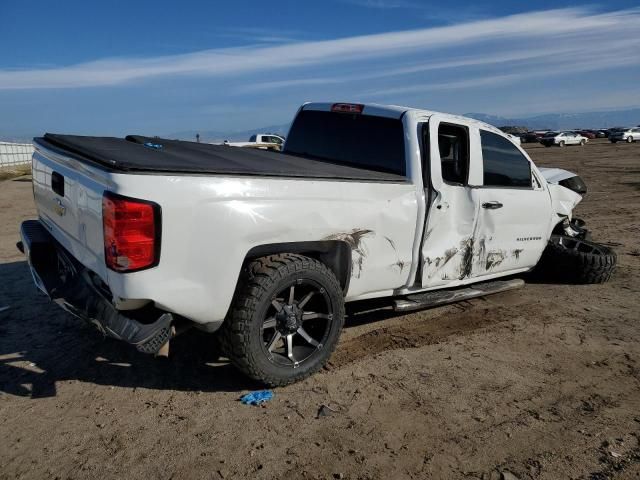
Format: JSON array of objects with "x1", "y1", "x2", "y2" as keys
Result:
[{"x1": 328, "y1": 304, "x2": 512, "y2": 368}]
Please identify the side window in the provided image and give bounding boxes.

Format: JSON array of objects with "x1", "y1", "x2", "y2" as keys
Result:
[
  {"x1": 480, "y1": 130, "x2": 532, "y2": 188},
  {"x1": 438, "y1": 123, "x2": 469, "y2": 185},
  {"x1": 249, "y1": 135, "x2": 257, "y2": 142}
]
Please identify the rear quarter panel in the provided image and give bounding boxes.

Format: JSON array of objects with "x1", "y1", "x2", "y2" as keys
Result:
[{"x1": 105, "y1": 174, "x2": 419, "y2": 324}]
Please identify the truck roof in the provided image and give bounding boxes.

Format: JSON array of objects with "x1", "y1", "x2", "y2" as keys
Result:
[{"x1": 302, "y1": 102, "x2": 506, "y2": 136}]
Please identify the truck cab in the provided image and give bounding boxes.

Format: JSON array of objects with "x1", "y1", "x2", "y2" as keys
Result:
[
  {"x1": 249, "y1": 133, "x2": 285, "y2": 146},
  {"x1": 287, "y1": 103, "x2": 556, "y2": 293}
]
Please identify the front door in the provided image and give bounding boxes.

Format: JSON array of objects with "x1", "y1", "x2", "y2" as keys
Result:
[{"x1": 473, "y1": 129, "x2": 552, "y2": 276}]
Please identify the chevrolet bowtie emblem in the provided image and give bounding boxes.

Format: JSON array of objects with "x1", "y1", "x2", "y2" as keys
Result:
[{"x1": 54, "y1": 198, "x2": 66, "y2": 217}]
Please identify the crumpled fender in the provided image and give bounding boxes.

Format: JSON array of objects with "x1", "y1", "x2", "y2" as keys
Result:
[
  {"x1": 547, "y1": 183, "x2": 583, "y2": 219},
  {"x1": 539, "y1": 167, "x2": 584, "y2": 222}
]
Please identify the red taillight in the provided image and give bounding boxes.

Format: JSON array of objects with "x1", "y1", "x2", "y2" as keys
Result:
[
  {"x1": 102, "y1": 192, "x2": 160, "y2": 272},
  {"x1": 331, "y1": 103, "x2": 364, "y2": 114}
]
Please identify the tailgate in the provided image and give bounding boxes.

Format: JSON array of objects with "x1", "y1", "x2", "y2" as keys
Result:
[{"x1": 31, "y1": 141, "x2": 112, "y2": 279}]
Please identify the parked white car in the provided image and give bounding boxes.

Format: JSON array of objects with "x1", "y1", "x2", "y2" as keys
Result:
[
  {"x1": 609, "y1": 127, "x2": 640, "y2": 143},
  {"x1": 19, "y1": 102, "x2": 616, "y2": 385},
  {"x1": 540, "y1": 131, "x2": 588, "y2": 147}
]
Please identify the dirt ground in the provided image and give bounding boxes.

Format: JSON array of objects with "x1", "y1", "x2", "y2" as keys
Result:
[{"x1": 1, "y1": 140, "x2": 639, "y2": 480}]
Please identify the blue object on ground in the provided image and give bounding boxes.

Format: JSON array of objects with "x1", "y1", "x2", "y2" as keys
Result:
[
  {"x1": 144, "y1": 142, "x2": 163, "y2": 149},
  {"x1": 240, "y1": 390, "x2": 274, "y2": 406}
]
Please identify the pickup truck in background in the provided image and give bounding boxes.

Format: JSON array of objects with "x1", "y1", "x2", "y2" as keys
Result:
[
  {"x1": 221, "y1": 133, "x2": 285, "y2": 150},
  {"x1": 18, "y1": 102, "x2": 616, "y2": 385}
]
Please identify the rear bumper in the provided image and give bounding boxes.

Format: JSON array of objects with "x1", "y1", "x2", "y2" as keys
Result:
[{"x1": 19, "y1": 219, "x2": 174, "y2": 354}]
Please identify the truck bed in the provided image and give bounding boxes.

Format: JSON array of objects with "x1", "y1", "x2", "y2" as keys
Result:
[{"x1": 36, "y1": 134, "x2": 406, "y2": 182}]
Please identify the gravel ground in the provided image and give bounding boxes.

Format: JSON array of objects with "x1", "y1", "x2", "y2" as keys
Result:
[{"x1": 1, "y1": 139, "x2": 639, "y2": 479}]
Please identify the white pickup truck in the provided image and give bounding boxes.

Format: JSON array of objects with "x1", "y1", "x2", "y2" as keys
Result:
[
  {"x1": 221, "y1": 133, "x2": 285, "y2": 150},
  {"x1": 18, "y1": 102, "x2": 615, "y2": 385}
]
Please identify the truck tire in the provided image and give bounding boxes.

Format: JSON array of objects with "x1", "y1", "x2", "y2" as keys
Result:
[
  {"x1": 221, "y1": 253, "x2": 345, "y2": 386},
  {"x1": 537, "y1": 235, "x2": 616, "y2": 284}
]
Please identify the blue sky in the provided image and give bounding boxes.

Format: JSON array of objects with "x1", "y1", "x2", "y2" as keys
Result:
[{"x1": 1, "y1": 0, "x2": 639, "y2": 137}]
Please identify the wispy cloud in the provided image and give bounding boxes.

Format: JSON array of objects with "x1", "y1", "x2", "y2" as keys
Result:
[
  {"x1": 362, "y1": 38, "x2": 640, "y2": 97},
  {"x1": 0, "y1": 7, "x2": 639, "y2": 90},
  {"x1": 340, "y1": 0, "x2": 421, "y2": 9},
  {"x1": 213, "y1": 26, "x2": 307, "y2": 44}
]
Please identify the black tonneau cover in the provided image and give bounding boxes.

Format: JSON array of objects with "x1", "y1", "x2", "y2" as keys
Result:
[{"x1": 36, "y1": 134, "x2": 407, "y2": 182}]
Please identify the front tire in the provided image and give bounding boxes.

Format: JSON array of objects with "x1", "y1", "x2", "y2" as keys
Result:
[
  {"x1": 559, "y1": 140, "x2": 565, "y2": 147},
  {"x1": 537, "y1": 235, "x2": 616, "y2": 284},
  {"x1": 627, "y1": 136, "x2": 634, "y2": 143},
  {"x1": 221, "y1": 253, "x2": 345, "y2": 386},
  {"x1": 580, "y1": 139, "x2": 586, "y2": 146}
]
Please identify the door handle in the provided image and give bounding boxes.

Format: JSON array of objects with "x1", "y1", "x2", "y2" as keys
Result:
[{"x1": 482, "y1": 201, "x2": 503, "y2": 210}]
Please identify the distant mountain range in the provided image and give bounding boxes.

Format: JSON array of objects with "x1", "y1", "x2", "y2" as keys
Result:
[{"x1": 465, "y1": 108, "x2": 640, "y2": 130}]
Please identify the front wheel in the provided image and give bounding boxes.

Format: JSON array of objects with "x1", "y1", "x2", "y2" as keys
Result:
[
  {"x1": 627, "y1": 136, "x2": 634, "y2": 143},
  {"x1": 580, "y1": 139, "x2": 586, "y2": 146},
  {"x1": 221, "y1": 253, "x2": 345, "y2": 386},
  {"x1": 559, "y1": 141, "x2": 565, "y2": 147},
  {"x1": 536, "y1": 235, "x2": 616, "y2": 284}
]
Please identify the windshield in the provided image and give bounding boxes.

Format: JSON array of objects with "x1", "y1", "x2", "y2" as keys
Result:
[{"x1": 284, "y1": 110, "x2": 406, "y2": 176}]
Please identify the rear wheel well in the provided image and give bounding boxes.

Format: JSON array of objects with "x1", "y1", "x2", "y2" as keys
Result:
[{"x1": 243, "y1": 241, "x2": 352, "y2": 294}]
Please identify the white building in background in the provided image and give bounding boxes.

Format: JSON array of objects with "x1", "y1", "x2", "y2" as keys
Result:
[{"x1": 0, "y1": 142, "x2": 34, "y2": 168}]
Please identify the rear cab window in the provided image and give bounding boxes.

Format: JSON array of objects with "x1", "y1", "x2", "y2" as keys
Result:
[
  {"x1": 284, "y1": 109, "x2": 406, "y2": 176},
  {"x1": 480, "y1": 130, "x2": 532, "y2": 188}
]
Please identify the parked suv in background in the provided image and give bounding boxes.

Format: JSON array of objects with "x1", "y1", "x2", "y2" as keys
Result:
[
  {"x1": 609, "y1": 128, "x2": 640, "y2": 143},
  {"x1": 540, "y1": 131, "x2": 588, "y2": 147}
]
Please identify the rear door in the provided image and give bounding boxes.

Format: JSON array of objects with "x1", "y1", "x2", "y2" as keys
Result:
[
  {"x1": 473, "y1": 130, "x2": 552, "y2": 276},
  {"x1": 420, "y1": 116, "x2": 482, "y2": 287}
]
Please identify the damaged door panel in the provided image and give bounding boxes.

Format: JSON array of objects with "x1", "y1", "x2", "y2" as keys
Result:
[
  {"x1": 420, "y1": 116, "x2": 482, "y2": 287},
  {"x1": 472, "y1": 129, "x2": 553, "y2": 277}
]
